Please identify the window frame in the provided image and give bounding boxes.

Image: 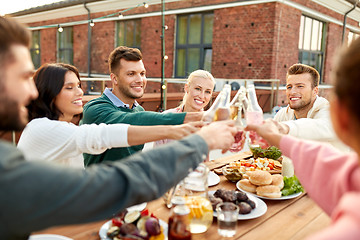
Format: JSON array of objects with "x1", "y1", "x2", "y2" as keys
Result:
[
  {"x1": 57, "y1": 26, "x2": 74, "y2": 65},
  {"x1": 115, "y1": 19, "x2": 141, "y2": 49},
  {"x1": 30, "y1": 30, "x2": 41, "y2": 69},
  {"x1": 348, "y1": 31, "x2": 360, "y2": 46},
  {"x1": 175, "y1": 12, "x2": 214, "y2": 78},
  {"x1": 298, "y1": 15, "x2": 326, "y2": 83}
]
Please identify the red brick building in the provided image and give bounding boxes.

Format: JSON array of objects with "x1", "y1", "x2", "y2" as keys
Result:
[{"x1": 9, "y1": 0, "x2": 360, "y2": 109}]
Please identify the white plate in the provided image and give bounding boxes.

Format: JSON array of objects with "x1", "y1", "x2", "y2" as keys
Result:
[
  {"x1": 208, "y1": 171, "x2": 220, "y2": 187},
  {"x1": 126, "y1": 202, "x2": 147, "y2": 212},
  {"x1": 236, "y1": 181, "x2": 303, "y2": 200},
  {"x1": 209, "y1": 191, "x2": 267, "y2": 220},
  {"x1": 99, "y1": 219, "x2": 168, "y2": 240},
  {"x1": 29, "y1": 234, "x2": 73, "y2": 240}
]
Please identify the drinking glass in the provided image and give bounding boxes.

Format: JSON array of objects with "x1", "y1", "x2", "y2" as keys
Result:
[{"x1": 216, "y1": 202, "x2": 239, "y2": 237}]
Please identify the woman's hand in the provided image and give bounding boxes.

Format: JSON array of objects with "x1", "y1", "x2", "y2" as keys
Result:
[
  {"x1": 197, "y1": 120, "x2": 237, "y2": 153},
  {"x1": 168, "y1": 121, "x2": 204, "y2": 140}
]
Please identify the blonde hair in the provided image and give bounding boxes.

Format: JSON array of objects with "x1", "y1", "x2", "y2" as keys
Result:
[{"x1": 179, "y1": 70, "x2": 215, "y2": 110}]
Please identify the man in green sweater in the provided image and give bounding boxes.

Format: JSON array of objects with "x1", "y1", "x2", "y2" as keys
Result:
[{"x1": 82, "y1": 46, "x2": 203, "y2": 166}]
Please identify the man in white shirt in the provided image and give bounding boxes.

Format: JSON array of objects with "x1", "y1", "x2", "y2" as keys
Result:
[{"x1": 273, "y1": 63, "x2": 348, "y2": 151}]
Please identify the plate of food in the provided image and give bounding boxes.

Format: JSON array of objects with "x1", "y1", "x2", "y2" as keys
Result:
[
  {"x1": 208, "y1": 171, "x2": 220, "y2": 186},
  {"x1": 209, "y1": 189, "x2": 267, "y2": 220},
  {"x1": 236, "y1": 171, "x2": 303, "y2": 200},
  {"x1": 99, "y1": 209, "x2": 167, "y2": 240}
]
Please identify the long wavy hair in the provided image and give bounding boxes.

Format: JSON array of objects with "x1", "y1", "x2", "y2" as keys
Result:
[{"x1": 27, "y1": 63, "x2": 81, "y2": 121}]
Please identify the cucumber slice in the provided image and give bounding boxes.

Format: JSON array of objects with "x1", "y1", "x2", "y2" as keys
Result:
[{"x1": 124, "y1": 210, "x2": 141, "y2": 224}]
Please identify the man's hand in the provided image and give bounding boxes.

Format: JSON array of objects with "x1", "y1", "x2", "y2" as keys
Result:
[
  {"x1": 245, "y1": 119, "x2": 284, "y2": 147},
  {"x1": 197, "y1": 120, "x2": 237, "y2": 153},
  {"x1": 169, "y1": 121, "x2": 203, "y2": 140},
  {"x1": 272, "y1": 121, "x2": 290, "y2": 134}
]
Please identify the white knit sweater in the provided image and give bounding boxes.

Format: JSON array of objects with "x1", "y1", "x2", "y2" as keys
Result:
[
  {"x1": 17, "y1": 118, "x2": 129, "y2": 168},
  {"x1": 274, "y1": 96, "x2": 349, "y2": 151}
]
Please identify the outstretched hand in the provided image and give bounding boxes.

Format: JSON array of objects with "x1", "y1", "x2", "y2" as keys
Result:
[
  {"x1": 245, "y1": 119, "x2": 284, "y2": 147},
  {"x1": 169, "y1": 121, "x2": 203, "y2": 140},
  {"x1": 197, "y1": 120, "x2": 237, "y2": 153}
]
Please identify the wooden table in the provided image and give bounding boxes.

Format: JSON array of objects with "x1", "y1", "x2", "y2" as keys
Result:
[{"x1": 32, "y1": 152, "x2": 331, "y2": 240}]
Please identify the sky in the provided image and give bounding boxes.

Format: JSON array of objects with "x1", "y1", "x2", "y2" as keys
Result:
[{"x1": 0, "y1": 0, "x2": 65, "y2": 15}]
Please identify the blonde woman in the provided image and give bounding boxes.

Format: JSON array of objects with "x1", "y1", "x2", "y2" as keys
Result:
[{"x1": 155, "y1": 70, "x2": 215, "y2": 146}]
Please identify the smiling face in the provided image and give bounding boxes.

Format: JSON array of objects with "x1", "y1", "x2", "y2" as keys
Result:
[
  {"x1": 183, "y1": 76, "x2": 214, "y2": 112},
  {"x1": 54, "y1": 71, "x2": 83, "y2": 122},
  {"x1": 0, "y1": 45, "x2": 38, "y2": 130},
  {"x1": 286, "y1": 73, "x2": 318, "y2": 114},
  {"x1": 112, "y1": 59, "x2": 147, "y2": 106}
]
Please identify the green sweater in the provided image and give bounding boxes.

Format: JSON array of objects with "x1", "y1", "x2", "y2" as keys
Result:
[{"x1": 81, "y1": 94, "x2": 186, "y2": 166}]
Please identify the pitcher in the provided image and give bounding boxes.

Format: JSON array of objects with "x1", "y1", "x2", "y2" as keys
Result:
[{"x1": 183, "y1": 163, "x2": 213, "y2": 234}]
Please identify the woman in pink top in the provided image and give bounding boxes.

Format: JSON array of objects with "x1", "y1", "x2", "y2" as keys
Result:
[
  {"x1": 247, "y1": 38, "x2": 360, "y2": 240},
  {"x1": 155, "y1": 70, "x2": 215, "y2": 146}
]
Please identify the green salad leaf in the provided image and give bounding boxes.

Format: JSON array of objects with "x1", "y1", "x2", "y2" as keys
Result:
[
  {"x1": 250, "y1": 146, "x2": 282, "y2": 160},
  {"x1": 281, "y1": 175, "x2": 304, "y2": 196}
]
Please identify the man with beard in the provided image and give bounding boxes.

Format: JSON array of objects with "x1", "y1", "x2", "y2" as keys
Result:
[
  {"x1": 273, "y1": 63, "x2": 347, "y2": 150},
  {"x1": 81, "y1": 46, "x2": 204, "y2": 165},
  {"x1": 0, "y1": 16, "x2": 236, "y2": 239}
]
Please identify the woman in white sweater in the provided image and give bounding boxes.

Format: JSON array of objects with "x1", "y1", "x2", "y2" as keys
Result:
[{"x1": 17, "y1": 63, "x2": 200, "y2": 168}]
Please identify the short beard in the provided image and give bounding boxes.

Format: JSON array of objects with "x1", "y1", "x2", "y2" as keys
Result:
[
  {"x1": 0, "y1": 95, "x2": 26, "y2": 131},
  {"x1": 290, "y1": 100, "x2": 311, "y2": 112},
  {"x1": 118, "y1": 85, "x2": 143, "y2": 100}
]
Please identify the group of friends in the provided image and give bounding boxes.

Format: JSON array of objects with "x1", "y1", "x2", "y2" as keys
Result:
[{"x1": 1, "y1": 15, "x2": 360, "y2": 239}]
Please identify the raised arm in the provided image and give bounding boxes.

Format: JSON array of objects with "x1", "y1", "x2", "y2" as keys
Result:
[{"x1": 127, "y1": 121, "x2": 203, "y2": 145}]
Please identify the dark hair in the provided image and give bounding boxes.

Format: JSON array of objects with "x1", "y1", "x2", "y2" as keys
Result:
[
  {"x1": 286, "y1": 63, "x2": 320, "y2": 88},
  {"x1": 334, "y1": 38, "x2": 360, "y2": 121},
  {"x1": 0, "y1": 17, "x2": 30, "y2": 85},
  {"x1": 108, "y1": 46, "x2": 142, "y2": 75},
  {"x1": 28, "y1": 63, "x2": 80, "y2": 121}
]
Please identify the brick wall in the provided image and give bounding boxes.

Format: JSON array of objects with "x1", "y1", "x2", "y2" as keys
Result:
[
  {"x1": 26, "y1": 0, "x2": 358, "y2": 105},
  {"x1": 40, "y1": 28, "x2": 57, "y2": 64},
  {"x1": 272, "y1": 3, "x2": 301, "y2": 84},
  {"x1": 212, "y1": 3, "x2": 277, "y2": 79},
  {"x1": 89, "y1": 20, "x2": 115, "y2": 74}
]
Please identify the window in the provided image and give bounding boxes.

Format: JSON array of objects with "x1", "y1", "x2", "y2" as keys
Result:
[
  {"x1": 57, "y1": 27, "x2": 73, "y2": 64},
  {"x1": 30, "y1": 30, "x2": 41, "y2": 69},
  {"x1": 348, "y1": 31, "x2": 359, "y2": 46},
  {"x1": 116, "y1": 19, "x2": 141, "y2": 49},
  {"x1": 298, "y1": 15, "x2": 325, "y2": 81},
  {"x1": 175, "y1": 13, "x2": 213, "y2": 77}
]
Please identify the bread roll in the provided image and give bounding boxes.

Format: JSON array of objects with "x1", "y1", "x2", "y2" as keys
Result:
[
  {"x1": 249, "y1": 170, "x2": 272, "y2": 186},
  {"x1": 256, "y1": 185, "x2": 281, "y2": 198},
  {"x1": 271, "y1": 174, "x2": 284, "y2": 189},
  {"x1": 238, "y1": 179, "x2": 257, "y2": 193}
]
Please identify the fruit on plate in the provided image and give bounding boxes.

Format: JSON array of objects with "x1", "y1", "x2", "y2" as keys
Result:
[{"x1": 107, "y1": 209, "x2": 164, "y2": 240}]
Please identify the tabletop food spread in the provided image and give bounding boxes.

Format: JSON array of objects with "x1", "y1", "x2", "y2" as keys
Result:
[{"x1": 98, "y1": 148, "x2": 305, "y2": 240}]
